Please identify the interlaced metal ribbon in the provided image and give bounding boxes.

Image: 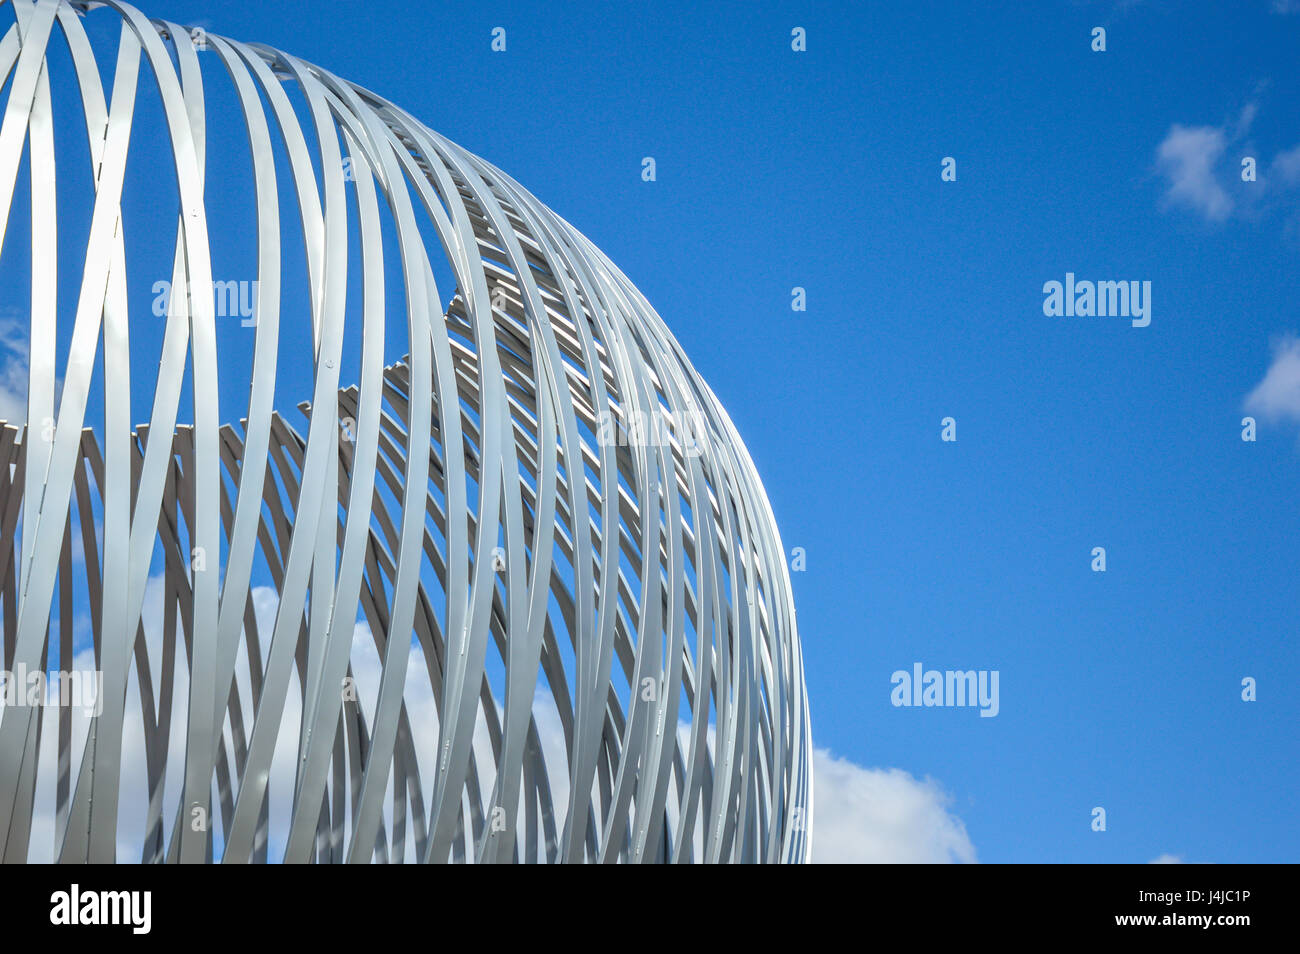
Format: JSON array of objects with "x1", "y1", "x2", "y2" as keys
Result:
[{"x1": 0, "y1": 0, "x2": 812, "y2": 863}]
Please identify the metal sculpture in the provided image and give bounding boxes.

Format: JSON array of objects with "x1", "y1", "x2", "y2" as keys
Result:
[{"x1": 0, "y1": 0, "x2": 812, "y2": 862}]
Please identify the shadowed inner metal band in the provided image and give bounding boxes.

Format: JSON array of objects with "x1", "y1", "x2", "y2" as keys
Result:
[{"x1": 0, "y1": 0, "x2": 812, "y2": 863}]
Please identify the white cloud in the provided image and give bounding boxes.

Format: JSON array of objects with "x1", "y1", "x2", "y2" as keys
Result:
[
  {"x1": 1232, "y1": 101, "x2": 1259, "y2": 140},
  {"x1": 811, "y1": 749, "x2": 976, "y2": 863},
  {"x1": 1149, "y1": 853, "x2": 1183, "y2": 863},
  {"x1": 15, "y1": 576, "x2": 564, "y2": 863},
  {"x1": 0, "y1": 317, "x2": 29, "y2": 423},
  {"x1": 1155, "y1": 100, "x2": 1300, "y2": 225},
  {"x1": 1244, "y1": 335, "x2": 1300, "y2": 423},
  {"x1": 13, "y1": 580, "x2": 979, "y2": 864},
  {"x1": 19, "y1": 579, "x2": 314, "y2": 862},
  {"x1": 1156, "y1": 124, "x2": 1233, "y2": 222},
  {"x1": 1270, "y1": 143, "x2": 1300, "y2": 187},
  {"x1": 1271, "y1": 1, "x2": 1300, "y2": 14}
]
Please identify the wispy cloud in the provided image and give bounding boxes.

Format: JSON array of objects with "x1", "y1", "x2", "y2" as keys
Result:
[
  {"x1": 1156, "y1": 124, "x2": 1234, "y2": 222},
  {"x1": 1155, "y1": 99, "x2": 1300, "y2": 226},
  {"x1": 0, "y1": 317, "x2": 29, "y2": 423},
  {"x1": 811, "y1": 749, "x2": 976, "y2": 863},
  {"x1": 1244, "y1": 335, "x2": 1300, "y2": 423},
  {"x1": 1270, "y1": 144, "x2": 1300, "y2": 188}
]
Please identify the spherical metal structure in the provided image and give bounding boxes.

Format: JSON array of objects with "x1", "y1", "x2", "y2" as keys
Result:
[{"x1": 0, "y1": 0, "x2": 811, "y2": 862}]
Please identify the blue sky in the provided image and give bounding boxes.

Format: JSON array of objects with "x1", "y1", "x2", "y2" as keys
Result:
[{"x1": 2, "y1": 0, "x2": 1298, "y2": 863}]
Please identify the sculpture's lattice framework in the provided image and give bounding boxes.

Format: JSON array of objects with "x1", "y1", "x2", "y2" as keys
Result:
[{"x1": 0, "y1": 0, "x2": 812, "y2": 862}]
